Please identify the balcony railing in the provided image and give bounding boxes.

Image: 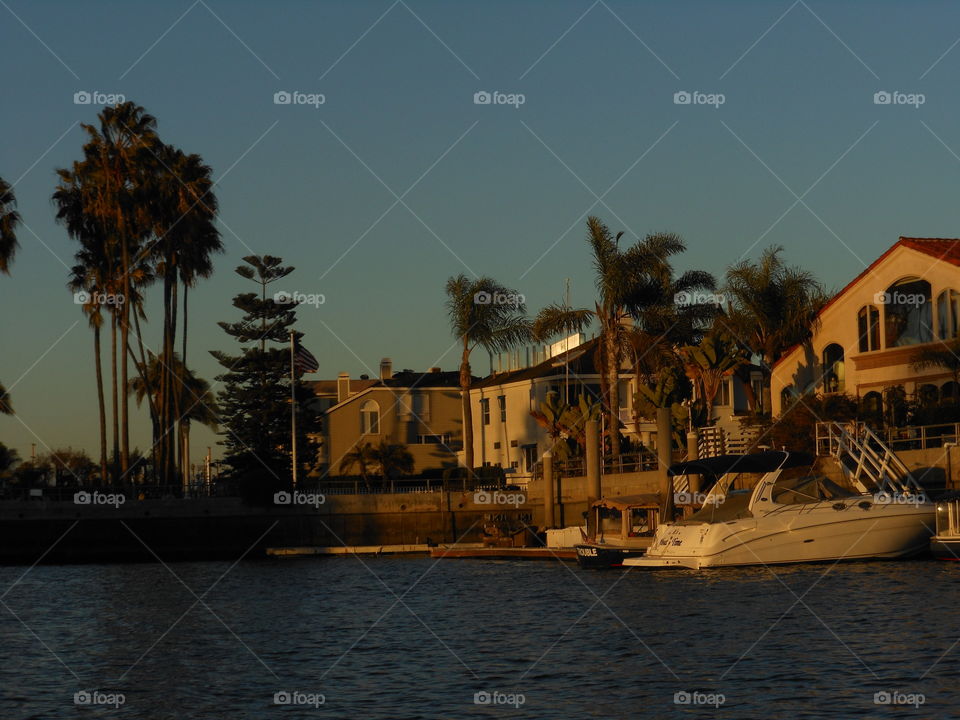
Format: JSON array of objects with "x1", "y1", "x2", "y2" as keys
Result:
[{"x1": 884, "y1": 423, "x2": 960, "y2": 451}]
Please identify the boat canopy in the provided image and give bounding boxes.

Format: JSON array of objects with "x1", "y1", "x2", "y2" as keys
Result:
[
  {"x1": 668, "y1": 450, "x2": 815, "y2": 478},
  {"x1": 590, "y1": 494, "x2": 661, "y2": 511}
]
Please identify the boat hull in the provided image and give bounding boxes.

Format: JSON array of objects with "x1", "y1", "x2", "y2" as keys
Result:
[
  {"x1": 575, "y1": 543, "x2": 646, "y2": 568},
  {"x1": 624, "y1": 502, "x2": 934, "y2": 570}
]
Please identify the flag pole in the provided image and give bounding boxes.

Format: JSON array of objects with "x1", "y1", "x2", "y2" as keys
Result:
[{"x1": 290, "y1": 330, "x2": 298, "y2": 489}]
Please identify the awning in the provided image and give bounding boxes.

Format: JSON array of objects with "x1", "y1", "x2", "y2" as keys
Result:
[{"x1": 668, "y1": 450, "x2": 814, "y2": 478}]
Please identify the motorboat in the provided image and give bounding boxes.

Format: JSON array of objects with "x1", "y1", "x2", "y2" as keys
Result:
[
  {"x1": 575, "y1": 494, "x2": 661, "y2": 568},
  {"x1": 624, "y1": 423, "x2": 935, "y2": 570}
]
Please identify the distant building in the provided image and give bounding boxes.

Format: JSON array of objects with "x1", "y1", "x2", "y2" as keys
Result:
[
  {"x1": 308, "y1": 359, "x2": 470, "y2": 478},
  {"x1": 773, "y1": 237, "x2": 960, "y2": 415}
]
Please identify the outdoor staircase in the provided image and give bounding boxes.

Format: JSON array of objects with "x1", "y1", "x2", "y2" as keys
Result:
[{"x1": 815, "y1": 422, "x2": 926, "y2": 497}]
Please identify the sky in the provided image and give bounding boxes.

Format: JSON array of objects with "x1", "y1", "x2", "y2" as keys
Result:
[{"x1": 3, "y1": 0, "x2": 960, "y2": 463}]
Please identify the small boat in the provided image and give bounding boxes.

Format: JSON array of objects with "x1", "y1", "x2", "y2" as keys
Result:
[
  {"x1": 575, "y1": 494, "x2": 661, "y2": 568},
  {"x1": 931, "y1": 495, "x2": 960, "y2": 560},
  {"x1": 624, "y1": 423, "x2": 935, "y2": 570}
]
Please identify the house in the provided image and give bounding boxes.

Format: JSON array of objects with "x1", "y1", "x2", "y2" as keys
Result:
[
  {"x1": 309, "y1": 359, "x2": 470, "y2": 478},
  {"x1": 467, "y1": 337, "x2": 632, "y2": 484},
  {"x1": 772, "y1": 237, "x2": 960, "y2": 416}
]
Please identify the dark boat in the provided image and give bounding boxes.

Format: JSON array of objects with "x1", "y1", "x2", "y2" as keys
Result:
[{"x1": 575, "y1": 494, "x2": 661, "y2": 568}]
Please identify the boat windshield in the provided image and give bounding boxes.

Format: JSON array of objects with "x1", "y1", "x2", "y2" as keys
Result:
[
  {"x1": 770, "y1": 467, "x2": 858, "y2": 505},
  {"x1": 683, "y1": 489, "x2": 754, "y2": 524}
]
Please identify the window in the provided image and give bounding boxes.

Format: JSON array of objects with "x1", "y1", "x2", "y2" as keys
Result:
[
  {"x1": 862, "y1": 391, "x2": 882, "y2": 418},
  {"x1": 857, "y1": 305, "x2": 880, "y2": 352},
  {"x1": 418, "y1": 433, "x2": 449, "y2": 445},
  {"x1": 918, "y1": 383, "x2": 939, "y2": 408},
  {"x1": 360, "y1": 400, "x2": 380, "y2": 434},
  {"x1": 493, "y1": 441, "x2": 501, "y2": 449},
  {"x1": 497, "y1": 395, "x2": 506, "y2": 422},
  {"x1": 480, "y1": 398, "x2": 490, "y2": 425},
  {"x1": 883, "y1": 278, "x2": 932, "y2": 347},
  {"x1": 510, "y1": 461, "x2": 519, "y2": 469},
  {"x1": 522, "y1": 445, "x2": 538, "y2": 473},
  {"x1": 716, "y1": 379, "x2": 731, "y2": 406},
  {"x1": 937, "y1": 290, "x2": 960, "y2": 340},
  {"x1": 822, "y1": 344, "x2": 845, "y2": 393}
]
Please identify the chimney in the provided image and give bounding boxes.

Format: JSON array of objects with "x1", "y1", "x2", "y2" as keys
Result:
[
  {"x1": 337, "y1": 373, "x2": 350, "y2": 404},
  {"x1": 380, "y1": 358, "x2": 393, "y2": 381},
  {"x1": 429, "y1": 367, "x2": 441, "y2": 373}
]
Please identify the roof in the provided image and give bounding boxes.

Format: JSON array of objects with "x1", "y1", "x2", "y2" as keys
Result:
[
  {"x1": 472, "y1": 337, "x2": 604, "y2": 389},
  {"x1": 590, "y1": 494, "x2": 662, "y2": 511},
  {"x1": 668, "y1": 450, "x2": 814, "y2": 477},
  {"x1": 310, "y1": 378, "x2": 378, "y2": 396},
  {"x1": 774, "y1": 237, "x2": 960, "y2": 368},
  {"x1": 308, "y1": 370, "x2": 468, "y2": 397}
]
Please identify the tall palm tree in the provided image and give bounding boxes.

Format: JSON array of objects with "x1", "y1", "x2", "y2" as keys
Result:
[
  {"x1": 724, "y1": 246, "x2": 826, "y2": 413},
  {"x1": 534, "y1": 216, "x2": 715, "y2": 457},
  {"x1": 0, "y1": 177, "x2": 20, "y2": 274},
  {"x1": 0, "y1": 176, "x2": 20, "y2": 415},
  {"x1": 445, "y1": 274, "x2": 530, "y2": 474}
]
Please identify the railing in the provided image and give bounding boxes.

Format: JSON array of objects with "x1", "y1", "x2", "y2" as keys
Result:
[
  {"x1": 815, "y1": 421, "x2": 925, "y2": 496},
  {"x1": 313, "y1": 479, "x2": 512, "y2": 496},
  {"x1": 0, "y1": 483, "x2": 222, "y2": 502},
  {"x1": 885, "y1": 423, "x2": 960, "y2": 451}
]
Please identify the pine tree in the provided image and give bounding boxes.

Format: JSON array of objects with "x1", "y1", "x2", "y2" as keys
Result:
[{"x1": 210, "y1": 256, "x2": 317, "y2": 491}]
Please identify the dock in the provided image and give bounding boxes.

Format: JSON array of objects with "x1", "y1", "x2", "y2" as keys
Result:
[
  {"x1": 429, "y1": 545, "x2": 576, "y2": 560},
  {"x1": 267, "y1": 544, "x2": 430, "y2": 557}
]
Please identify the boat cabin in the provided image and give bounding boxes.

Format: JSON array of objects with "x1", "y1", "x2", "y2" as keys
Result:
[{"x1": 585, "y1": 494, "x2": 661, "y2": 547}]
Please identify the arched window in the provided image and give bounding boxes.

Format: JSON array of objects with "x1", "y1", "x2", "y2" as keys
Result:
[
  {"x1": 822, "y1": 344, "x2": 845, "y2": 393},
  {"x1": 937, "y1": 289, "x2": 960, "y2": 339},
  {"x1": 360, "y1": 400, "x2": 380, "y2": 434},
  {"x1": 862, "y1": 391, "x2": 882, "y2": 415},
  {"x1": 857, "y1": 305, "x2": 880, "y2": 352},
  {"x1": 942, "y1": 381, "x2": 959, "y2": 406},
  {"x1": 883, "y1": 278, "x2": 932, "y2": 347}
]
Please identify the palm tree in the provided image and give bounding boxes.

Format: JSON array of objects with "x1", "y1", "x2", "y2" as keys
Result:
[
  {"x1": 681, "y1": 331, "x2": 748, "y2": 424},
  {"x1": 0, "y1": 177, "x2": 20, "y2": 274},
  {"x1": 340, "y1": 442, "x2": 378, "y2": 489},
  {"x1": 724, "y1": 246, "x2": 826, "y2": 414},
  {"x1": 534, "y1": 216, "x2": 715, "y2": 457},
  {"x1": 0, "y1": 384, "x2": 12, "y2": 415},
  {"x1": 445, "y1": 275, "x2": 530, "y2": 474},
  {"x1": 912, "y1": 341, "x2": 960, "y2": 404},
  {"x1": 373, "y1": 441, "x2": 414, "y2": 488}
]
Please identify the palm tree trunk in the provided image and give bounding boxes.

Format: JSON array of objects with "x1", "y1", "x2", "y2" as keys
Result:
[
  {"x1": 120, "y1": 293, "x2": 130, "y2": 478},
  {"x1": 605, "y1": 325, "x2": 621, "y2": 458},
  {"x1": 762, "y1": 354, "x2": 774, "y2": 415},
  {"x1": 110, "y1": 311, "x2": 119, "y2": 484},
  {"x1": 460, "y1": 341, "x2": 474, "y2": 476},
  {"x1": 94, "y1": 324, "x2": 108, "y2": 484},
  {"x1": 178, "y1": 282, "x2": 188, "y2": 487}
]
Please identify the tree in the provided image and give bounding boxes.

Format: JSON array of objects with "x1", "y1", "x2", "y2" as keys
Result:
[
  {"x1": 0, "y1": 442, "x2": 19, "y2": 478},
  {"x1": 681, "y1": 331, "x2": 747, "y2": 424},
  {"x1": 340, "y1": 442, "x2": 378, "y2": 489},
  {"x1": 374, "y1": 441, "x2": 414, "y2": 487},
  {"x1": 724, "y1": 246, "x2": 826, "y2": 414},
  {"x1": 0, "y1": 177, "x2": 20, "y2": 415},
  {"x1": 533, "y1": 216, "x2": 714, "y2": 457},
  {"x1": 211, "y1": 256, "x2": 315, "y2": 483},
  {"x1": 529, "y1": 391, "x2": 602, "y2": 461},
  {"x1": 445, "y1": 274, "x2": 530, "y2": 474},
  {"x1": 912, "y1": 341, "x2": 960, "y2": 405}
]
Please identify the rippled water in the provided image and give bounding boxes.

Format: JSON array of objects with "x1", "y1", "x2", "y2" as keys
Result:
[{"x1": 0, "y1": 556, "x2": 957, "y2": 719}]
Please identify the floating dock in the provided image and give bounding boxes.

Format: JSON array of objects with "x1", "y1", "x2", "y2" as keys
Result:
[
  {"x1": 429, "y1": 545, "x2": 576, "y2": 560},
  {"x1": 267, "y1": 544, "x2": 431, "y2": 557}
]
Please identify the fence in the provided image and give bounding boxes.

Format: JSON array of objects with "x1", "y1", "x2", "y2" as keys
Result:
[{"x1": 884, "y1": 423, "x2": 960, "y2": 451}]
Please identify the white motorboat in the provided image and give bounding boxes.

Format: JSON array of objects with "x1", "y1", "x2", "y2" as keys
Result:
[{"x1": 624, "y1": 423, "x2": 935, "y2": 570}]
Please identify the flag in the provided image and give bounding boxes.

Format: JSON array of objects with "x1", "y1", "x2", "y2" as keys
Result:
[{"x1": 294, "y1": 338, "x2": 319, "y2": 373}]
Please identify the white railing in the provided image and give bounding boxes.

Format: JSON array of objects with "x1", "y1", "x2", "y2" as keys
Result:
[{"x1": 815, "y1": 421, "x2": 926, "y2": 497}]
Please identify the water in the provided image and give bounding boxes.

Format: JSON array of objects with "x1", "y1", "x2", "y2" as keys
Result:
[{"x1": 0, "y1": 557, "x2": 957, "y2": 719}]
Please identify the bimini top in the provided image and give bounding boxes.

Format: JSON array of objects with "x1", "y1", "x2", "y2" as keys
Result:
[
  {"x1": 668, "y1": 450, "x2": 815, "y2": 478},
  {"x1": 590, "y1": 494, "x2": 661, "y2": 511}
]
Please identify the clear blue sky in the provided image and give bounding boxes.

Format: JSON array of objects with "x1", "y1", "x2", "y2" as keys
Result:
[{"x1": 3, "y1": 0, "x2": 960, "y2": 462}]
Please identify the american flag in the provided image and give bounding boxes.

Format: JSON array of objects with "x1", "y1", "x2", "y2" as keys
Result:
[{"x1": 294, "y1": 337, "x2": 319, "y2": 373}]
